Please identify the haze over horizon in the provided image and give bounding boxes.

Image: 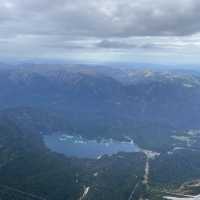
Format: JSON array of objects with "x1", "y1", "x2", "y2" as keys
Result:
[{"x1": 1, "y1": 0, "x2": 200, "y2": 66}]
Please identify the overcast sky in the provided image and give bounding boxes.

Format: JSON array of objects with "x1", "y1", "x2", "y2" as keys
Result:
[{"x1": 1, "y1": 0, "x2": 200, "y2": 64}]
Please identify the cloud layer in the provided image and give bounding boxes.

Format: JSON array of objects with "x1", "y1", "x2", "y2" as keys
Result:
[{"x1": 1, "y1": 0, "x2": 200, "y2": 62}]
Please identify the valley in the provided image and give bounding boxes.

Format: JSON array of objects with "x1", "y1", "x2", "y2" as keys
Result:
[{"x1": 0, "y1": 64, "x2": 200, "y2": 199}]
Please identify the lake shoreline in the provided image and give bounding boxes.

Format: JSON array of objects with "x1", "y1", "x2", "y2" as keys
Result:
[{"x1": 43, "y1": 134, "x2": 140, "y2": 159}]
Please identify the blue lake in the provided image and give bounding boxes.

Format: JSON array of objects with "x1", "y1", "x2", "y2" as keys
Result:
[{"x1": 43, "y1": 135, "x2": 140, "y2": 158}]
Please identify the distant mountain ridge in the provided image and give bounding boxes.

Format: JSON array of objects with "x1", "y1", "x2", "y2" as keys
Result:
[
  {"x1": 0, "y1": 64, "x2": 200, "y2": 151},
  {"x1": 1, "y1": 64, "x2": 200, "y2": 199}
]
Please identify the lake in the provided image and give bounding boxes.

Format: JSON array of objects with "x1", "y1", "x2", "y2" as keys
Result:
[{"x1": 43, "y1": 134, "x2": 140, "y2": 158}]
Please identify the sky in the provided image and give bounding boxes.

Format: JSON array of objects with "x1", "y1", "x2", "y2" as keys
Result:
[{"x1": 1, "y1": 0, "x2": 200, "y2": 65}]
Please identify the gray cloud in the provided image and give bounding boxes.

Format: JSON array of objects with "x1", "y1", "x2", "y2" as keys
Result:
[
  {"x1": 1, "y1": 0, "x2": 200, "y2": 38},
  {"x1": 1, "y1": 0, "x2": 200, "y2": 60},
  {"x1": 96, "y1": 40, "x2": 159, "y2": 49}
]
